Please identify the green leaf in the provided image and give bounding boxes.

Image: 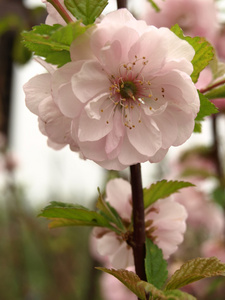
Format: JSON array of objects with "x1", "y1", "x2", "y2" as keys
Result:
[
  {"x1": 39, "y1": 201, "x2": 112, "y2": 229},
  {"x1": 96, "y1": 188, "x2": 125, "y2": 232},
  {"x1": 165, "y1": 257, "x2": 225, "y2": 291},
  {"x1": 209, "y1": 53, "x2": 225, "y2": 81},
  {"x1": 171, "y1": 24, "x2": 214, "y2": 83},
  {"x1": 22, "y1": 21, "x2": 89, "y2": 67},
  {"x1": 194, "y1": 91, "x2": 218, "y2": 132},
  {"x1": 147, "y1": 0, "x2": 160, "y2": 12},
  {"x1": 64, "y1": 0, "x2": 108, "y2": 25},
  {"x1": 212, "y1": 186, "x2": 225, "y2": 209},
  {"x1": 145, "y1": 238, "x2": 168, "y2": 289},
  {"x1": 144, "y1": 180, "x2": 194, "y2": 209},
  {"x1": 138, "y1": 281, "x2": 196, "y2": 300},
  {"x1": 96, "y1": 268, "x2": 146, "y2": 300},
  {"x1": 204, "y1": 84, "x2": 225, "y2": 100}
]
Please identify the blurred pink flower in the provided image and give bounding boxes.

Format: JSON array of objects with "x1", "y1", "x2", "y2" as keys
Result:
[
  {"x1": 25, "y1": 9, "x2": 199, "y2": 170},
  {"x1": 201, "y1": 239, "x2": 225, "y2": 263},
  {"x1": 42, "y1": 0, "x2": 76, "y2": 25},
  {"x1": 196, "y1": 68, "x2": 225, "y2": 112},
  {"x1": 100, "y1": 266, "x2": 136, "y2": 300},
  {"x1": 174, "y1": 187, "x2": 224, "y2": 237},
  {"x1": 92, "y1": 178, "x2": 187, "y2": 268},
  {"x1": 141, "y1": 0, "x2": 219, "y2": 45}
]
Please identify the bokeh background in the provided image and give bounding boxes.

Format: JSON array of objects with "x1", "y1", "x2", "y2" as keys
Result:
[{"x1": 0, "y1": 0, "x2": 225, "y2": 299}]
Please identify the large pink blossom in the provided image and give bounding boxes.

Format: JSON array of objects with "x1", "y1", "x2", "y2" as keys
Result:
[
  {"x1": 24, "y1": 9, "x2": 199, "y2": 170},
  {"x1": 92, "y1": 178, "x2": 187, "y2": 269},
  {"x1": 141, "y1": 0, "x2": 219, "y2": 45}
]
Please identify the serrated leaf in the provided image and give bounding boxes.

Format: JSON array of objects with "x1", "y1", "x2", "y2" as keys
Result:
[
  {"x1": 22, "y1": 21, "x2": 88, "y2": 67},
  {"x1": 39, "y1": 201, "x2": 112, "y2": 229},
  {"x1": 144, "y1": 180, "x2": 194, "y2": 209},
  {"x1": 138, "y1": 281, "x2": 196, "y2": 300},
  {"x1": 171, "y1": 24, "x2": 214, "y2": 83},
  {"x1": 145, "y1": 238, "x2": 168, "y2": 289},
  {"x1": 147, "y1": 0, "x2": 160, "y2": 12},
  {"x1": 194, "y1": 91, "x2": 218, "y2": 132},
  {"x1": 204, "y1": 85, "x2": 225, "y2": 100},
  {"x1": 96, "y1": 268, "x2": 146, "y2": 300},
  {"x1": 64, "y1": 0, "x2": 108, "y2": 25},
  {"x1": 96, "y1": 188, "x2": 125, "y2": 232},
  {"x1": 165, "y1": 257, "x2": 225, "y2": 290}
]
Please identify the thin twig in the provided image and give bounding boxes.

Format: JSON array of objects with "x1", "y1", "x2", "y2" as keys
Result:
[{"x1": 199, "y1": 79, "x2": 225, "y2": 94}]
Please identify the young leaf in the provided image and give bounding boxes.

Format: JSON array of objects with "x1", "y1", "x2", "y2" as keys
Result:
[
  {"x1": 194, "y1": 91, "x2": 218, "y2": 132},
  {"x1": 147, "y1": 0, "x2": 160, "y2": 12},
  {"x1": 96, "y1": 188, "x2": 125, "y2": 232},
  {"x1": 138, "y1": 281, "x2": 196, "y2": 300},
  {"x1": 64, "y1": 0, "x2": 108, "y2": 25},
  {"x1": 171, "y1": 24, "x2": 214, "y2": 83},
  {"x1": 145, "y1": 238, "x2": 168, "y2": 289},
  {"x1": 204, "y1": 84, "x2": 225, "y2": 100},
  {"x1": 39, "y1": 201, "x2": 112, "y2": 229},
  {"x1": 22, "y1": 21, "x2": 88, "y2": 67},
  {"x1": 96, "y1": 268, "x2": 146, "y2": 300},
  {"x1": 165, "y1": 257, "x2": 225, "y2": 291},
  {"x1": 144, "y1": 180, "x2": 194, "y2": 209}
]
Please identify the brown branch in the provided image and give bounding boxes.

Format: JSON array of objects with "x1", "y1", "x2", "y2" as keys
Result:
[
  {"x1": 199, "y1": 79, "x2": 225, "y2": 94},
  {"x1": 117, "y1": 0, "x2": 127, "y2": 9},
  {"x1": 130, "y1": 164, "x2": 146, "y2": 283}
]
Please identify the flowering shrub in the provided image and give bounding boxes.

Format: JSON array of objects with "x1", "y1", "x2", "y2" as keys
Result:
[
  {"x1": 93, "y1": 178, "x2": 187, "y2": 268},
  {"x1": 22, "y1": 0, "x2": 225, "y2": 299}
]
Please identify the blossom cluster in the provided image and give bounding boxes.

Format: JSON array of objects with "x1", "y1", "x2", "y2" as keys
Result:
[
  {"x1": 24, "y1": 6, "x2": 200, "y2": 170},
  {"x1": 92, "y1": 178, "x2": 187, "y2": 269}
]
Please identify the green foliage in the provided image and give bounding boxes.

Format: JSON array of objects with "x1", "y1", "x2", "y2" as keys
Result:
[
  {"x1": 39, "y1": 201, "x2": 114, "y2": 229},
  {"x1": 143, "y1": 180, "x2": 194, "y2": 209},
  {"x1": 171, "y1": 24, "x2": 214, "y2": 83},
  {"x1": 145, "y1": 238, "x2": 168, "y2": 289},
  {"x1": 165, "y1": 257, "x2": 225, "y2": 290},
  {"x1": 64, "y1": 0, "x2": 108, "y2": 25},
  {"x1": 22, "y1": 21, "x2": 89, "y2": 67},
  {"x1": 194, "y1": 91, "x2": 218, "y2": 132},
  {"x1": 147, "y1": 0, "x2": 160, "y2": 12},
  {"x1": 96, "y1": 188, "x2": 126, "y2": 232},
  {"x1": 138, "y1": 281, "x2": 197, "y2": 300},
  {"x1": 96, "y1": 268, "x2": 146, "y2": 300},
  {"x1": 212, "y1": 186, "x2": 225, "y2": 208},
  {"x1": 209, "y1": 53, "x2": 225, "y2": 81},
  {"x1": 204, "y1": 85, "x2": 225, "y2": 100}
]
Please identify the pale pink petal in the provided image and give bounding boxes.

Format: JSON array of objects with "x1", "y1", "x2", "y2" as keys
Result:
[
  {"x1": 71, "y1": 60, "x2": 109, "y2": 103},
  {"x1": 38, "y1": 97, "x2": 73, "y2": 145},
  {"x1": 106, "y1": 178, "x2": 132, "y2": 219},
  {"x1": 111, "y1": 242, "x2": 134, "y2": 269},
  {"x1": 24, "y1": 73, "x2": 51, "y2": 114}
]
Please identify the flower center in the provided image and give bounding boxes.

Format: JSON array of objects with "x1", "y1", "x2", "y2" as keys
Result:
[{"x1": 119, "y1": 81, "x2": 138, "y2": 100}]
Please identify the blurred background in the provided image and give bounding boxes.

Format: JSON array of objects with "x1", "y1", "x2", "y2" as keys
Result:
[{"x1": 0, "y1": 0, "x2": 225, "y2": 299}]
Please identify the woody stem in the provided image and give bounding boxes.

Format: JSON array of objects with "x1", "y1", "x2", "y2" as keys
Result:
[{"x1": 130, "y1": 163, "x2": 147, "y2": 282}]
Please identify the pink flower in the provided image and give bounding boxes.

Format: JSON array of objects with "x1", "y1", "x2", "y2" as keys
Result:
[
  {"x1": 196, "y1": 68, "x2": 225, "y2": 112},
  {"x1": 92, "y1": 178, "x2": 187, "y2": 268},
  {"x1": 100, "y1": 266, "x2": 136, "y2": 300},
  {"x1": 25, "y1": 9, "x2": 199, "y2": 170},
  {"x1": 174, "y1": 187, "x2": 224, "y2": 237},
  {"x1": 42, "y1": 0, "x2": 76, "y2": 25},
  {"x1": 24, "y1": 59, "x2": 79, "y2": 151},
  {"x1": 141, "y1": 0, "x2": 219, "y2": 45}
]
